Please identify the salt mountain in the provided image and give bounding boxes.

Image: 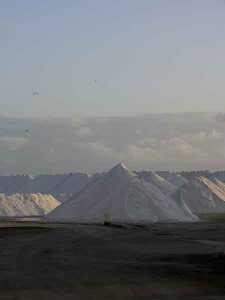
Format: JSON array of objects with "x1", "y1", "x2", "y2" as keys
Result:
[
  {"x1": 157, "y1": 172, "x2": 188, "y2": 188},
  {"x1": 174, "y1": 176, "x2": 225, "y2": 214},
  {"x1": 0, "y1": 193, "x2": 60, "y2": 217},
  {"x1": 137, "y1": 171, "x2": 177, "y2": 196},
  {"x1": 0, "y1": 173, "x2": 90, "y2": 202},
  {"x1": 49, "y1": 163, "x2": 197, "y2": 223}
]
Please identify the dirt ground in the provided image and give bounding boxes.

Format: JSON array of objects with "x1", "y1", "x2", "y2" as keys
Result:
[{"x1": 0, "y1": 221, "x2": 224, "y2": 299}]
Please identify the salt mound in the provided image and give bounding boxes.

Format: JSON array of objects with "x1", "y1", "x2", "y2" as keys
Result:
[
  {"x1": 0, "y1": 193, "x2": 60, "y2": 217},
  {"x1": 174, "y1": 176, "x2": 225, "y2": 214},
  {"x1": 138, "y1": 171, "x2": 177, "y2": 196},
  {"x1": 158, "y1": 172, "x2": 188, "y2": 188},
  {"x1": 49, "y1": 163, "x2": 197, "y2": 223}
]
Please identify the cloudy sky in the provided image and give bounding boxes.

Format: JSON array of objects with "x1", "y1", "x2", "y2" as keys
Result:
[
  {"x1": 1, "y1": 2, "x2": 225, "y2": 173},
  {"x1": 0, "y1": 113, "x2": 225, "y2": 174},
  {"x1": 1, "y1": 0, "x2": 225, "y2": 117}
]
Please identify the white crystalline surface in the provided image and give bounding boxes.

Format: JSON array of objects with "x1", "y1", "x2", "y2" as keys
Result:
[
  {"x1": 49, "y1": 163, "x2": 197, "y2": 223},
  {"x1": 0, "y1": 193, "x2": 60, "y2": 217},
  {"x1": 200, "y1": 177, "x2": 225, "y2": 202},
  {"x1": 142, "y1": 179, "x2": 198, "y2": 221},
  {"x1": 18, "y1": 174, "x2": 90, "y2": 201},
  {"x1": 176, "y1": 176, "x2": 225, "y2": 214},
  {"x1": 145, "y1": 172, "x2": 177, "y2": 196},
  {"x1": 161, "y1": 173, "x2": 188, "y2": 188}
]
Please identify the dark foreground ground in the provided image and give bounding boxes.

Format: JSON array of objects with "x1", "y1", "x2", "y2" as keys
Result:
[{"x1": 0, "y1": 221, "x2": 225, "y2": 300}]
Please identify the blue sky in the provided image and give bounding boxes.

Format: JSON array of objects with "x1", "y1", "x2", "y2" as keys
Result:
[{"x1": 1, "y1": 0, "x2": 225, "y2": 117}]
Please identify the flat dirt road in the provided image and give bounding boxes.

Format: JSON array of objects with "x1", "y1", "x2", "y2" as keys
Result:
[{"x1": 0, "y1": 221, "x2": 224, "y2": 299}]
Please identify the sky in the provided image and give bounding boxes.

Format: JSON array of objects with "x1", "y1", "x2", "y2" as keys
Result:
[
  {"x1": 1, "y1": 0, "x2": 225, "y2": 117},
  {"x1": 0, "y1": 112, "x2": 225, "y2": 174}
]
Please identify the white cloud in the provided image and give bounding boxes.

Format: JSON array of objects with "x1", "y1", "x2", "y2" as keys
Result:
[
  {"x1": 127, "y1": 144, "x2": 159, "y2": 162},
  {"x1": 0, "y1": 136, "x2": 29, "y2": 151},
  {"x1": 161, "y1": 137, "x2": 195, "y2": 157},
  {"x1": 0, "y1": 113, "x2": 225, "y2": 173},
  {"x1": 76, "y1": 126, "x2": 93, "y2": 138}
]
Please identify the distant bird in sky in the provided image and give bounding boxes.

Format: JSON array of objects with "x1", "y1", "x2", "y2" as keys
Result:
[{"x1": 33, "y1": 91, "x2": 39, "y2": 96}]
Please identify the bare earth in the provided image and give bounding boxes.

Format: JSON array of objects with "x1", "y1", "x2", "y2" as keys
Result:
[{"x1": 0, "y1": 221, "x2": 225, "y2": 299}]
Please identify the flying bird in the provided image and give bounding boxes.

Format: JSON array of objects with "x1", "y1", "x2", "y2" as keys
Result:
[
  {"x1": 33, "y1": 91, "x2": 39, "y2": 96},
  {"x1": 25, "y1": 129, "x2": 31, "y2": 135}
]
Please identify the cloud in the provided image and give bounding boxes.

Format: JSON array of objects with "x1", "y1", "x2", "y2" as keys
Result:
[
  {"x1": 161, "y1": 137, "x2": 195, "y2": 157},
  {"x1": 0, "y1": 113, "x2": 225, "y2": 173},
  {"x1": 127, "y1": 144, "x2": 159, "y2": 162},
  {"x1": 76, "y1": 126, "x2": 93, "y2": 138},
  {"x1": 0, "y1": 136, "x2": 29, "y2": 151},
  {"x1": 71, "y1": 114, "x2": 86, "y2": 128},
  {"x1": 215, "y1": 113, "x2": 225, "y2": 123}
]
